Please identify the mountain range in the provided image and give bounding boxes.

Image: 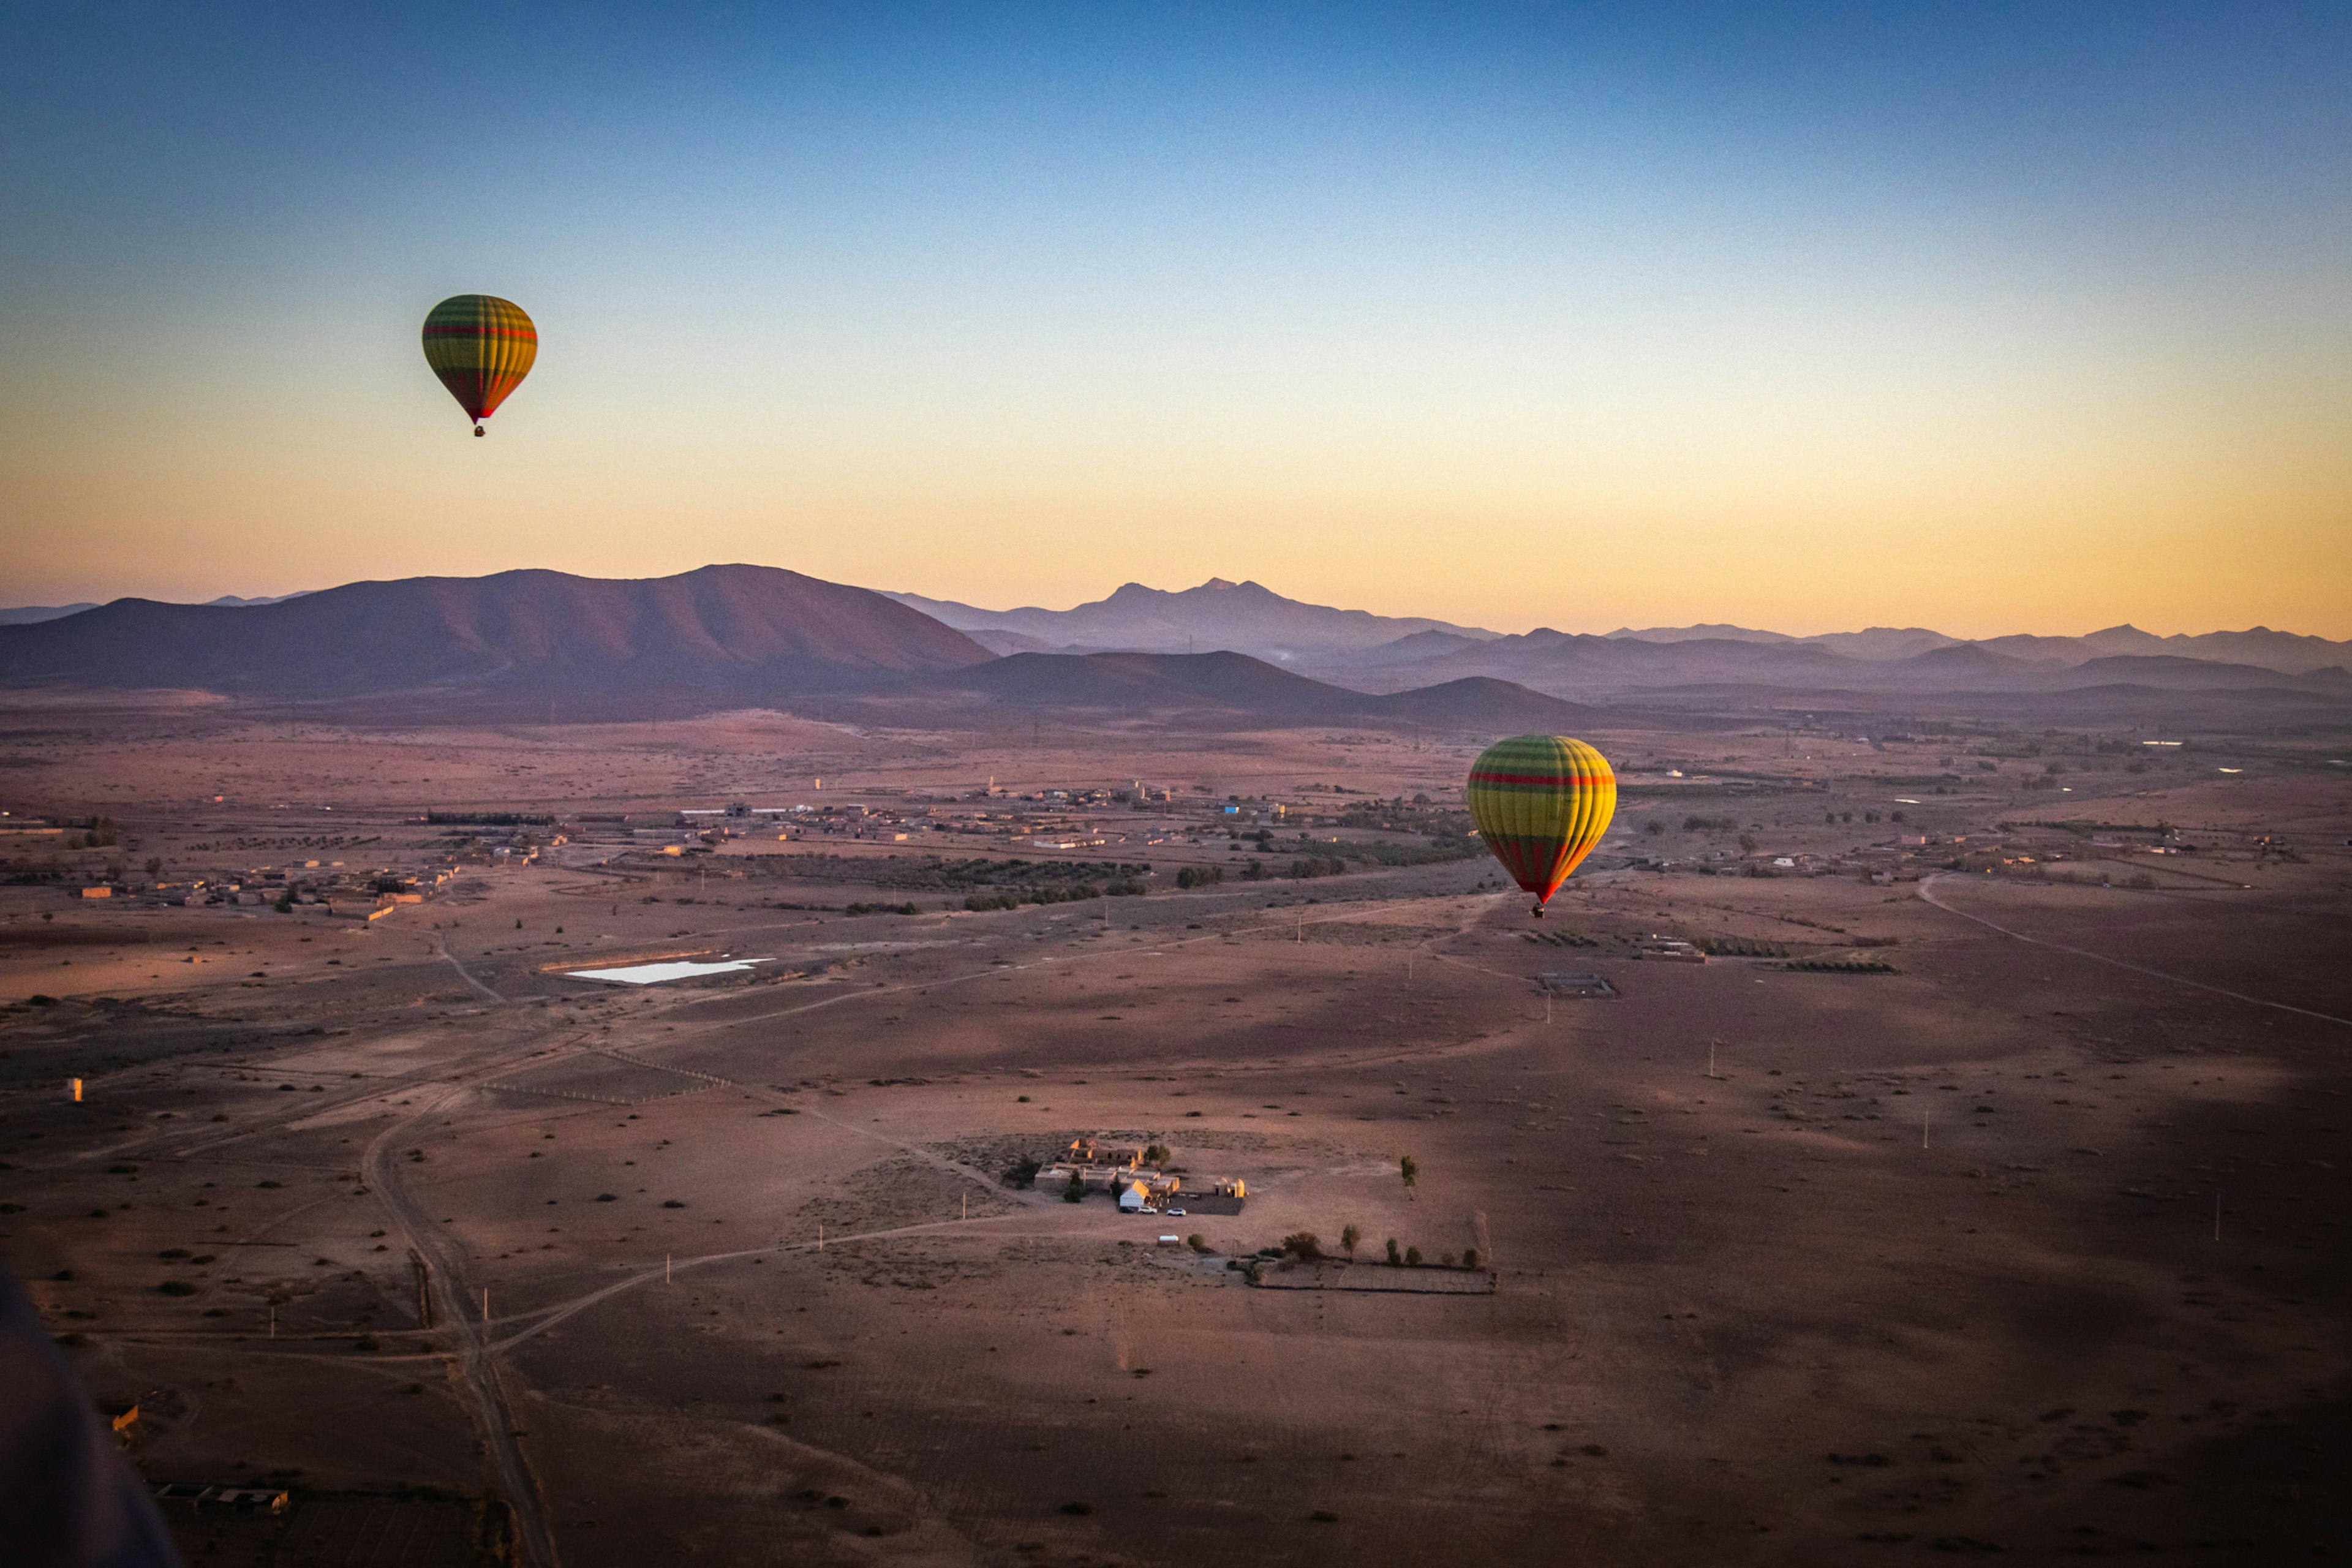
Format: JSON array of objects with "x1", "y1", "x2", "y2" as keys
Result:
[
  {"x1": 1601, "y1": 620, "x2": 2352, "y2": 674},
  {"x1": 881, "y1": 578, "x2": 1498, "y2": 662},
  {"x1": 1344, "y1": 628, "x2": 2352, "y2": 707},
  {"x1": 0, "y1": 592, "x2": 304, "y2": 625},
  {"x1": 2, "y1": 568, "x2": 2345, "y2": 723},
  {"x1": 0, "y1": 567, "x2": 1589, "y2": 731},
  {"x1": 879, "y1": 578, "x2": 2351, "y2": 679},
  {"x1": 0, "y1": 566, "x2": 990, "y2": 710}
]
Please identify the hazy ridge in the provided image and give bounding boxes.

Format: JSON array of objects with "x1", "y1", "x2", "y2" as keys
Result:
[{"x1": 6, "y1": 568, "x2": 2347, "y2": 723}]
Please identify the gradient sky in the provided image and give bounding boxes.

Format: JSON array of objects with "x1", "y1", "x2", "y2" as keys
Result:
[{"x1": 3, "y1": 2, "x2": 2347, "y2": 637}]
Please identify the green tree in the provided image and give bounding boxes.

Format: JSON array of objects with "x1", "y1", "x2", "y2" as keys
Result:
[
  {"x1": 1399, "y1": 1154, "x2": 1418, "y2": 1191},
  {"x1": 143, "y1": 857, "x2": 162, "y2": 879},
  {"x1": 1185, "y1": 1234, "x2": 1207, "y2": 1253},
  {"x1": 1384, "y1": 1238, "x2": 1401, "y2": 1265},
  {"x1": 1063, "y1": 1173, "x2": 1085, "y2": 1203},
  {"x1": 1404, "y1": 1245, "x2": 1423, "y2": 1267},
  {"x1": 1462, "y1": 1247, "x2": 1483, "y2": 1270},
  {"x1": 1281, "y1": 1232, "x2": 1322, "y2": 1261},
  {"x1": 1340, "y1": 1224, "x2": 1361, "y2": 1256}
]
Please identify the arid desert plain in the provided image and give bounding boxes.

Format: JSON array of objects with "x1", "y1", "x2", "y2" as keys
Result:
[{"x1": 3, "y1": 696, "x2": 2348, "y2": 1567}]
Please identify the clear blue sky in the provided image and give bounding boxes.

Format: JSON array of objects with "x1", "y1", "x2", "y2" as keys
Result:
[{"x1": 3, "y1": 2, "x2": 2346, "y2": 635}]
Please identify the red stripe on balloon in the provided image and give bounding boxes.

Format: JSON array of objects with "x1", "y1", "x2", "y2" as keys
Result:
[{"x1": 1467, "y1": 772, "x2": 1608, "y2": 785}]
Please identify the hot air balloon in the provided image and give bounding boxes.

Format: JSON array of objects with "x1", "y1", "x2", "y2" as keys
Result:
[
  {"x1": 421, "y1": 295, "x2": 537, "y2": 435},
  {"x1": 1464, "y1": 734, "x2": 1616, "y2": 917}
]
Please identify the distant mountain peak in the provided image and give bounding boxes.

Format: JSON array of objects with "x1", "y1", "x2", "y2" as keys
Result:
[
  {"x1": 876, "y1": 578, "x2": 1498, "y2": 657},
  {"x1": 1607, "y1": 623, "x2": 1795, "y2": 646}
]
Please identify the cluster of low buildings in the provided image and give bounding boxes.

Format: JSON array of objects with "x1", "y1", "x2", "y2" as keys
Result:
[
  {"x1": 32, "y1": 845, "x2": 502, "y2": 918},
  {"x1": 1034, "y1": 1137, "x2": 1245, "y2": 1216}
]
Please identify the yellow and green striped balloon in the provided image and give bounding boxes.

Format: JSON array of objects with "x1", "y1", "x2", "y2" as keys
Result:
[
  {"x1": 1464, "y1": 735, "x2": 1616, "y2": 916},
  {"x1": 421, "y1": 294, "x2": 537, "y2": 435}
]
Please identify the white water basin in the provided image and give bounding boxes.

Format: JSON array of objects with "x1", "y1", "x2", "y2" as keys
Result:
[{"x1": 562, "y1": 959, "x2": 769, "y2": 986}]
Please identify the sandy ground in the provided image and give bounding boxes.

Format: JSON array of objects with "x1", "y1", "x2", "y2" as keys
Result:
[{"x1": 2, "y1": 698, "x2": 2348, "y2": 1566}]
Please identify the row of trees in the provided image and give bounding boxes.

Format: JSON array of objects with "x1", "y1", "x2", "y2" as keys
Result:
[
  {"x1": 962, "y1": 878, "x2": 1147, "y2": 910},
  {"x1": 1277, "y1": 1227, "x2": 1485, "y2": 1271}
]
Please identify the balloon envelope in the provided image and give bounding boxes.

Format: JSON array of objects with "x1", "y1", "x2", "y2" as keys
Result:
[
  {"x1": 421, "y1": 295, "x2": 537, "y2": 427},
  {"x1": 1464, "y1": 735, "x2": 1616, "y2": 910}
]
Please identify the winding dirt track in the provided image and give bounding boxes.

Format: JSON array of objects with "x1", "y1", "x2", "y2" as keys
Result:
[
  {"x1": 362, "y1": 1073, "x2": 564, "y2": 1567},
  {"x1": 434, "y1": 933, "x2": 508, "y2": 1004}
]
